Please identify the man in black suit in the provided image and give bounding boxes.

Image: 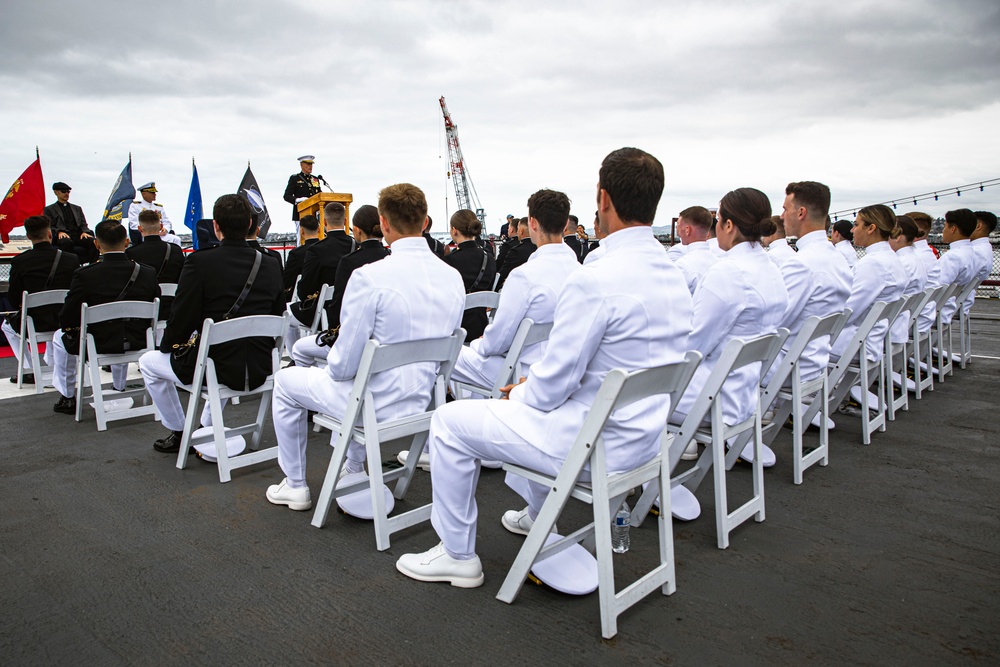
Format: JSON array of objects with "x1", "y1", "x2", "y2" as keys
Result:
[
  {"x1": 139, "y1": 194, "x2": 285, "y2": 453},
  {"x1": 495, "y1": 216, "x2": 536, "y2": 290},
  {"x1": 563, "y1": 214, "x2": 586, "y2": 263},
  {"x1": 43, "y1": 181, "x2": 98, "y2": 264},
  {"x1": 282, "y1": 214, "x2": 319, "y2": 302},
  {"x1": 291, "y1": 202, "x2": 355, "y2": 328},
  {"x1": 282, "y1": 155, "x2": 322, "y2": 232},
  {"x1": 126, "y1": 209, "x2": 186, "y2": 320},
  {"x1": 50, "y1": 221, "x2": 160, "y2": 414},
  {"x1": 2, "y1": 215, "x2": 80, "y2": 383}
]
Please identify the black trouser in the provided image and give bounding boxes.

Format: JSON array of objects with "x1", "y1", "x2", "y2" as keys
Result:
[{"x1": 56, "y1": 234, "x2": 99, "y2": 264}]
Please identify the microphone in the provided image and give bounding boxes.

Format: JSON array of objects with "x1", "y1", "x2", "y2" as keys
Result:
[{"x1": 317, "y1": 175, "x2": 333, "y2": 192}]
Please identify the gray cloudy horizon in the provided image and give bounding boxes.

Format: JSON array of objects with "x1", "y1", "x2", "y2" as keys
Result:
[{"x1": 2, "y1": 0, "x2": 999, "y2": 236}]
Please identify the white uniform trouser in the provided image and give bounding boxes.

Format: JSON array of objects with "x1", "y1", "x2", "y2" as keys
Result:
[
  {"x1": 138, "y1": 350, "x2": 216, "y2": 432},
  {"x1": 447, "y1": 347, "x2": 508, "y2": 398},
  {"x1": 51, "y1": 330, "x2": 128, "y2": 398},
  {"x1": 284, "y1": 319, "x2": 303, "y2": 359},
  {"x1": 2, "y1": 319, "x2": 33, "y2": 370},
  {"x1": 291, "y1": 335, "x2": 328, "y2": 368},
  {"x1": 428, "y1": 400, "x2": 572, "y2": 560},
  {"x1": 272, "y1": 366, "x2": 358, "y2": 489}
]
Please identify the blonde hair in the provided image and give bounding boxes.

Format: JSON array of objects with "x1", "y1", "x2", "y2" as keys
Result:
[{"x1": 857, "y1": 204, "x2": 900, "y2": 240}]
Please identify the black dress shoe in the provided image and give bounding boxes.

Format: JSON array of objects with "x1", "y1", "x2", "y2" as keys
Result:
[
  {"x1": 53, "y1": 395, "x2": 76, "y2": 415},
  {"x1": 10, "y1": 373, "x2": 35, "y2": 384},
  {"x1": 153, "y1": 431, "x2": 189, "y2": 454}
]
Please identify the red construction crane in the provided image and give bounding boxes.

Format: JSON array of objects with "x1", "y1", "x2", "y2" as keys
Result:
[{"x1": 439, "y1": 96, "x2": 485, "y2": 224}]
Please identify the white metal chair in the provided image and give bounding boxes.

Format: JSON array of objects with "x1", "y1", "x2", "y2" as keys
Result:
[
  {"x1": 155, "y1": 283, "x2": 178, "y2": 332},
  {"x1": 74, "y1": 300, "x2": 160, "y2": 431},
  {"x1": 909, "y1": 285, "x2": 946, "y2": 399},
  {"x1": 497, "y1": 351, "x2": 702, "y2": 640},
  {"x1": 310, "y1": 329, "x2": 467, "y2": 551},
  {"x1": 452, "y1": 318, "x2": 554, "y2": 399},
  {"x1": 884, "y1": 291, "x2": 925, "y2": 420},
  {"x1": 15, "y1": 289, "x2": 68, "y2": 393},
  {"x1": 955, "y1": 280, "x2": 981, "y2": 370},
  {"x1": 634, "y1": 332, "x2": 788, "y2": 549},
  {"x1": 173, "y1": 313, "x2": 290, "y2": 483},
  {"x1": 464, "y1": 290, "x2": 501, "y2": 327},
  {"x1": 930, "y1": 283, "x2": 963, "y2": 381}
]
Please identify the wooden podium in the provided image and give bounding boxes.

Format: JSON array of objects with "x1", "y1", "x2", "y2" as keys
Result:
[{"x1": 298, "y1": 192, "x2": 354, "y2": 244}]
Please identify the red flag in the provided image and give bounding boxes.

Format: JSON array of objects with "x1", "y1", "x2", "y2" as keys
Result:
[{"x1": 0, "y1": 158, "x2": 46, "y2": 243}]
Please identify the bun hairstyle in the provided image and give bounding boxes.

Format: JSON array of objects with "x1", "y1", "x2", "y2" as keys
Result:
[
  {"x1": 894, "y1": 215, "x2": 919, "y2": 242},
  {"x1": 857, "y1": 204, "x2": 900, "y2": 240},
  {"x1": 352, "y1": 204, "x2": 383, "y2": 238},
  {"x1": 450, "y1": 209, "x2": 482, "y2": 238},
  {"x1": 718, "y1": 187, "x2": 774, "y2": 244}
]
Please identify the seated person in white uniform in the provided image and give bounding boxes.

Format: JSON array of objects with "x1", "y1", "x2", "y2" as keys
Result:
[
  {"x1": 672, "y1": 188, "x2": 789, "y2": 469},
  {"x1": 761, "y1": 215, "x2": 797, "y2": 266},
  {"x1": 395, "y1": 147, "x2": 693, "y2": 588},
  {"x1": 674, "y1": 205, "x2": 720, "y2": 294},
  {"x1": 265, "y1": 183, "x2": 465, "y2": 511},
  {"x1": 908, "y1": 211, "x2": 941, "y2": 336},
  {"x1": 830, "y1": 219, "x2": 857, "y2": 271},
  {"x1": 913, "y1": 208, "x2": 979, "y2": 339},
  {"x1": 886, "y1": 215, "x2": 928, "y2": 390},
  {"x1": 966, "y1": 210, "x2": 996, "y2": 316}
]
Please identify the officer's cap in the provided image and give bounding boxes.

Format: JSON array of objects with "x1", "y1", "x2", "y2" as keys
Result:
[
  {"x1": 298, "y1": 155, "x2": 315, "y2": 164},
  {"x1": 139, "y1": 182, "x2": 157, "y2": 193}
]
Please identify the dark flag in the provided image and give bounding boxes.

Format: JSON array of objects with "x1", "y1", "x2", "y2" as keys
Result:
[
  {"x1": 238, "y1": 165, "x2": 272, "y2": 240},
  {"x1": 102, "y1": 157, "x2": 135, "y2": 223},
  {"x1": 0, "y1": 154, "x2": 45, "y2": 243},
  {"x1": 184, "y1": 159, "x2": 203, "y2": 249}
]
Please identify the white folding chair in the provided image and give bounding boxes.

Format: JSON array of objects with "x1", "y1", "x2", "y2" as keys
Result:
[
  {"x1": 931, "y1": 283, "x2": 963, "y2": 381},
  {"x1": 173, "y1": 313, "x2": 290, "y2": 483},
  {"x1": 452, "y1": 318, "x2": 554, "y2": 399},
  {"x1": 74, "y1": 300, "x2": 160, "y2": 431},
  {"x1": 16, "y1": 289, "x2": 68, "y2": 393},
  {"x1": 955, "y1": 280, "x2": 981, "y2": 370},
  {"x1": 464, "y1": 290, "x2": 501, "y2": 328},
  {"x1": 154, "y1": 283, "x2": 178, "y2": 333},
  {"x1": 497, "y1": 351, "x2": 702, "y2": 640},
  {"x1": 885, "y1": 291, "x2": 924, "y2": 420},
  {"x1": 310, "y1": 329, "x2": 467, "y2": 551},
  {"x1": 909, "y1": 285, "x2": 946, "y2": 399},
  {"x1": 634, "y1": 332, "x2": 787, "y2": 549}
]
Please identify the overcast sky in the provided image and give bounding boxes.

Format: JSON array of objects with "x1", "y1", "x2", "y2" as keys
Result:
[{"x1": 2, "y1": 0, "x2": 999, "y2": 236}]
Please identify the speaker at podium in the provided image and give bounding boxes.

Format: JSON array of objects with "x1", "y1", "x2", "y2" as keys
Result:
[{"x1": 298, "y1": 193, "x2": 354, "y2": 244}]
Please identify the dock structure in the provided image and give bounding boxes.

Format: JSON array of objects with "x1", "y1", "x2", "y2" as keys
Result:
[{"x1": 1, "y1": 301, "x2": 998, "y2": 664}]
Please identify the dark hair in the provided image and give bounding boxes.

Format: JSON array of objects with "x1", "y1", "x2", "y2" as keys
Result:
[
  {"x1": 944, "y1": 208, "x2": 977, "y2": 237},
  {"x1": 299, "y1": 214, "x2": 319, "y2": 232},
  {"x1": 137, "y1": 209, "x2": 161, "y2": 226},
  {"x1": 24, "y1": 215, "x2": 51, "y2": 241},
  {"x1": 678, "y1": 205, "x2": 713, "y2": 231},
  {"x1": 718, "y1": 187, "x2": 775, "y2": 243},
  {"x1": 598, "y1": 147, "x2": 664, "y2": 224},
  {"x1": 906, "y1": 211, "x2": 932, "y2": 237},
  {"x1": 378, "y1": 183, "x2": 427, "y2": 235},
  {"x1": 352, "y1": 205, "x2": 382, "y2": 238},
  {"x1": 568, "y1": 214, "x2": 579, "y2": 225},
  {"x1": 323, "y1": 202, "x2": 346, "y2": 229},
  {"x1": 895, "y1": 215, "x2": 919, "y2": 242},
  {"x1": 769, "y1": 215, "x2": 786, "y2": 237},
  {"x1": 785, "y1": 181, "x2": 831, "y2": 219},
  {"x1": 213, "y1": 194, "x2": 253, "y2": 241},
  {"x1": 857, "y1": 204, "x2": 900, "y2": 240},
  {"x1": 833, "y1": 219, "x2": 854, "y2": 242},
  {"x1": 95, "y1": 220, "x2": 128, "y2": 246},
  {"x1": 975, "y1": 210, "x2": 998, "y2": 234},
  {"x1": 450, "y1": 209, "x2": 482, "y2": 237},
  {"x1": 507, "y1": 216, "x2": 519, "y2": 232},
  {"x1": 527, "y1": 189, "x2": 572, "y2": 236}
]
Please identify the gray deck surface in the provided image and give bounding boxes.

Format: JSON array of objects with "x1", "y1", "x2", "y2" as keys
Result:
[{"x1": 2, "y1": 301, "x2": 998, "y2": 666}]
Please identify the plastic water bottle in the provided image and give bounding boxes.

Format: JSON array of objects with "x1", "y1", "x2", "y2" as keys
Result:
[{"x1": 612, "y1": 501, "x2": 631, "y2": 553}]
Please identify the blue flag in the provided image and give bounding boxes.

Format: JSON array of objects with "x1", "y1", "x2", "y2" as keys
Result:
[
  {"x1": 102, "y1": 158, "x2": 135, "y2": 222},
  {"x1": 185, "y1": 160, "x2": 203, "y2": 249}
]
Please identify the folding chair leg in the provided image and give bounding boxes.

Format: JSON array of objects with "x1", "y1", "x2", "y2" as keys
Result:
[
  {"x1": 250, "y1": 393, "x2": 270, "y2": 451},
  {"x1": 74, "y1": 349, "x2": 86, "y2": 423},
  {"x1": 712, "y1": 428, "x2": 730, "y2": 549},
  {"x1": 364, "y1": 427, "x2": 393, "y2": 551},
  {"x1": 211, "y1": 395, "x2": 232, "y2": 483},
  {"x1": 176, "y1": 392, "x2": 202, "y2": 470},
  {"x1": 310, "y1": 433, "x2": 351, "y2": 528},
  {"x1": 390, "y1": 432, "x2": 427, "y2": 500}
]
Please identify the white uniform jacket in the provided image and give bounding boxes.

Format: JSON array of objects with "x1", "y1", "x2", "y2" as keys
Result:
[
  {"x1": 582, "y1": 244, "x2": 606, "y2": 265},
  {"x1": 889, "y1": 245, "x2": 928, "y2": 344},
  {"x1": 831, "y1": 241, "x2": 906, "y2": 363},
  {"x1": 674, "y1": 241, "x2": 719, "y2": 295},
  {"x1": 127, "y1": 199, "x2": 173, "y2": 232},
  {"x1": 665, "y1": 243, "x2": 687, "y2": 262},
  {"x1": 913, "y1": 239, "x2": 941, "y2": 333},
  {"x1": 835, "y1": 239, "x2": 857, "y2": 271},
  {"x1": 916, "y1": 239, "x2": 978, "y2": 328},
  {"x1": 675, "y1": 242, "x2": 789, "y2": 426},
  {"x1": 489, "y1": 225, "x2": 693, "y2": 473},
  {"x1": 765, "y1": 238, "x2": 797, "y2": 267},
  {"x1": 965, "y1": 237, "x2": 993, "y2": 315},
  {"x1": 706, "y1": 237, "x2": 726, "y2": 257}
]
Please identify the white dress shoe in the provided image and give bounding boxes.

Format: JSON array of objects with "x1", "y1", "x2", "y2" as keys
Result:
[
  {"x1": 266, "y1": 478, "x2": 312, "y2": 511},
  {"x1": 810, "y1": 411, "x2": 836, "y2": 431},
  {"x1": 480, "y1": 460, "x2": 502, "y2": 469},
  {"x1": 397, "y1": 449, "x2": 431, "y2": 471},
  {"x1": 502, "y1": 507, "x2": 557, "y2": 536},
  {"x1": 680, "y1": 440, "x2": 699, "y2": 461},
  {"x1": 738, "y1": 441, "x2": 777, "y2": 468},
  {"x1": 668, "y1": 485, "x2": 701, "y2": 521},
  {"x1": 396, "y1": 542, "x2": 484, "y2": 588}
]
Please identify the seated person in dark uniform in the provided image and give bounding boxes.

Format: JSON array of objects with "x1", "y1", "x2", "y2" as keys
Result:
[
  {"x1": 246, "y1": 214, "x2": 283, "y2": 271},
  {"x1": 444, "y1": 209, "x2": 497, "y2": 340},
  {"x1": 282, "y1": 214, "x2": 320, "y2": 301},
  {"x1": 495, "y1": 215, "x2": 520, "y2": 272},
  {"x1": 290, "y1": 205, "x2": 390, "y2": 367},
  {"x1": 125, "y1": 209, "x2": 186, "y2": 320},
  {"x1": 496, "y1": 216, "x2": 536, "y2": 290},
  {"x1": 43, "y1": 181, "x2": 98, "y2": 264},
  {"x1": 1, "y1": 215, "x2": 80, "y2": 383},
  {"x1": 423, "y1": 215, "x2": 447, "y2": 258},
  {"x1": 50, "y1": 221, "x2": 159, "y2": 414},
  {"x1": 139, "y1": 194, "x2": 285, "y2": 453},
  {"x1": 291, "y1": 202, "x2": 356, "y2": 327},
  {"x1": 563, "y1": 214, "x2": 585, "y2": 263}
]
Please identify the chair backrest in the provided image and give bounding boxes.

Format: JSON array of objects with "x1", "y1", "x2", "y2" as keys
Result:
[
  {"x1": 955, "y1": 279, "x2": 980, "y2": 307},
  {"x1": 761, "y1": 312, "x2": 843, "y2": 404},
  {"x1": 80, "y1": 299, "x2": 160, "y2": 355},
  {"x1": 21, "y1": 289, "x2": 70, "y2": 336},
  {"x1": 193, "y1": 313, "x2": 290, "y2": 391},
  {"x1": 881, "y1": 296, "x2": 908, "y2": 329},
  {"x1": 494, "y1": 319, "x2": 556, "y2": 396},
  {"x1": 308, "y1": 283, "x2": 334, "y2": 332},
  {"x1": 829, "y1": 300, "x2": 890, "y2": 381},
  {"x1": 465, "y1": 291, "x2": 500, "y2": 311},
  {"x1": 159, "y1": 283, "x2": 178, "y2": 298}
]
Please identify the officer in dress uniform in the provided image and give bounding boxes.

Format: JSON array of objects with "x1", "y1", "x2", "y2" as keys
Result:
[
  {"x1": 127, "y1": 182, "x2": 174, "y2": 248},
  {"x1": 283, "y1": 155, "x2": 323, "y2": 235}
]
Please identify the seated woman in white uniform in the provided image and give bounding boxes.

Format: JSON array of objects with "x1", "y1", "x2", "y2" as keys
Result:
[
  {"x1": 672, "y1": 188, "x2": 789, "y2": 472},
  {"x1": 887, "y1": 215, "x2": 928, "y2": 390}
]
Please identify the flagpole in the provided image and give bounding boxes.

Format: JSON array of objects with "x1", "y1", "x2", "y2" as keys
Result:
[{"x1": 36, "y1": 146, "x2": 39, "y2": 159}]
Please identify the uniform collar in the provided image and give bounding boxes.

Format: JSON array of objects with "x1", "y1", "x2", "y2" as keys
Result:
[
  {"x1": 600, "y1": 224, "x2": 655, "y2": 254},
  {"x1": 100, "y1": 252, "x2": 130, "y2": 262},
  {"x1": 971, "y1": 237, "x2": 990, "y2": 246},
  {"x1": 897, "y1": 245, "x2": 916, "y2": 256},
  {"x1": 529, "y1": 241, "x2": 575, "y2": 261},
  {"x1": 769, "y1": 238, "x2": 790, "y2": 249},
  {"x1": 685, "y1": 240, "x2": 709, "y2": 252},
  {"x1": 32, "y1": 241, "x2": 54, "y2": 250},
  {"x1": 724, "y1": 240, "x2": 761, "y2": 258},
  {"x1": 389, "y1": 236, "x2": 432, "y2": 252},
  {"x1": 140, "y1": 234, "x2": 164, "y2": 244},
  {"x1": 220, "y1": 239, "x2": 249, "y2": 248},
  {"x1": 865, "y1": 240, "x2": 892, "y2": 254},
  {"x1": 948, "y1": 238, "x2": 971, "y2": 249},
  {"x1": 795, "y1": 230, "x2": 828, "y2": 249},
  {"x1": 914, "y1": 239, "x2": 930, "y2": 249}
]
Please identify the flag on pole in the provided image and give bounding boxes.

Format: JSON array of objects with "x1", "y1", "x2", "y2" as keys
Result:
[
  {"x1": 238, "y1": 164, "x2": 272, "y2": 239},
  {"x1": 102, "y1": 157, "x2": 135, "y2": 223},
  {"x1": 184, "y1": 158, "x2": 203, "y2": 249},
  {"x1": 0, "y1": 155, "x2": 45, "y2": 243}
]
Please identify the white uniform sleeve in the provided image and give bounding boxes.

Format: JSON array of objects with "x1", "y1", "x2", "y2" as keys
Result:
[
  {"x1": 127, "y1": 202, "x2": 140, "y2": 230},
  {"x1": 777, "y1": 258, "x2": 812, "y2": 328},
  {"x1": 689, "y1": 271, "x2": 743, "y2": 359},
  {"x1": 843, "y1": 258, "x2": 880, "y2": 326},
  {"x1": 158, "y1": 206, "x2": 172, "y2": 231},
  {"x1": 475, "y1": 268, "x2": 531, "y2": 357},
  {"x1": 325, "y1": 270, "x2": 377, "y2": 381}
]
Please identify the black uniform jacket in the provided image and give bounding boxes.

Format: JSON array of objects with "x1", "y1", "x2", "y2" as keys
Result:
[
  {"x1": 59, "y1": 253, "x2": 159, "y2": 354},
  {"x1": 564, "y1": 234, "x2": 586, "y2": 263},
  {"x1": 444, "y1": 239, "x2": 498, "y2": 340},
  {"x1": 325, "y1": 239, "x2": 390, "y2": 330},
  {"x1": 496, "y1": 238, "x2": 536, "y2": 291},
  {"x1": 9, "y1": 241, "x2": 79, "y2": 332},
  {"x1": 248, "y1": 240, "x2": 284, "y2": 272},
  {"x1": 126, "y1": 235, "x2": 186, "y2": 320},
  {"x1": 282, "y1": 237, "x2": 319, "y2": 299},
  {"x1": 43, "y1": 202, "x2": 90, "y2": 237},
  {"x1": 159, "y1": 239, "x2": 284, "y2": 390},
  {"x1": 282, "y1": 172, "x2": 321, "y2": 221},
  {"x1": 291, "y1": 230, "x2": 357, "y2": 326}
]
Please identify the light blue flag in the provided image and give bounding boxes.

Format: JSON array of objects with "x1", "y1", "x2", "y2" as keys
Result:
[
  {"x1": 184, "y1": 159, "x2": 203, "y2": 249},
  {"x1": 102, "y1": 157, "x2": 135, "y2": 222}
]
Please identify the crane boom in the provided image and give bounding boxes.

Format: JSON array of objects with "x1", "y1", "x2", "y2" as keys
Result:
[{"x1": 439, "y1": 96, "x2": 485, "y2": 224}]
